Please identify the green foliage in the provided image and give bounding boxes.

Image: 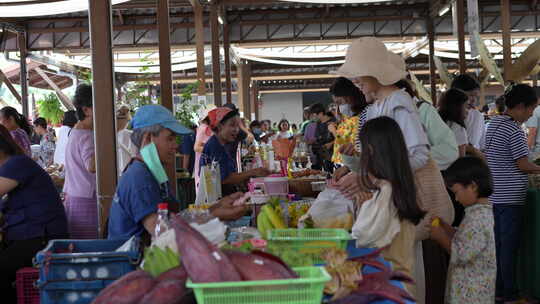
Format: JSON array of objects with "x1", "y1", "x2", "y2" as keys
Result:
[
  {"x1": 79, "y1": 70, "x2": 92, "y2": 84},
  {"x1": 37, "y1": 93, "x2": 64, "y2": 125},
  {"x1": 175, "y1": 81, "x2": 201, "y2": 129}
]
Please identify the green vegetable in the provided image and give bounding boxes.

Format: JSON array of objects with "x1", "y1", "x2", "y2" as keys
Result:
[
  {"x1": 266, "y1": 244, "x2": 313, "y2": 267},
  {"x1": 142, "y1": 246, "x2": 181, "y2": 277}
]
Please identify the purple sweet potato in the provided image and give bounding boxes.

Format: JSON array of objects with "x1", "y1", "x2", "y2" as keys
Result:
[
  {"x1": 91, "y1": 270, "x2": 156, "y2": 304},
  {"x1": 170, "y1": 215, "x2": 241, "y2": 283},
  {"x1": 156, "y1": 265, "x2": 188, "y2": 283},
  {"x1": 223, "y1": 250, "x2": 298, "y2": 281},
  {"x1": 250, "y1": 250, "x2": 298, "y2": 278},
  {"x1": 137, "y1": 279, "x2": 186, "y2": 304}
]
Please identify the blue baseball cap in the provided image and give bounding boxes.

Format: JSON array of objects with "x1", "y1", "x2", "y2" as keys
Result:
[{"x1": 130, "y1": 105, "x2": 192, "y2": 134}]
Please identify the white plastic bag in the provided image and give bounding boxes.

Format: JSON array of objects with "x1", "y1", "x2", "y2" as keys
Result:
[
  {"x1": 190, "y1": 218, "x2": 227, "y2": 245},
  {"x1": 306, "y1": 188, "x2": 355, "y2": 229}
]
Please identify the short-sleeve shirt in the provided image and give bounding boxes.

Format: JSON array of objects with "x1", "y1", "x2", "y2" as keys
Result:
[
  {"x1": 484, "y1": 115, "x2": 529, "y2": 205},
  {"x1": 526, "y1": 105, "x2": 540, "y2": 152},
  {"x1": 54, "y1": 125, "x2": 71, "y2": 165},
  {"x1": 10, "y1": 128, "x2": 31, "y2": 157},
  {"x1": 448, "y1": 122, "x2": 469, "y2": 146},
  {"x1": 63, "y1": 129, "x2": 96, "y2": 198},
  {"x1": 180, "y1": 133, "x2": 196, "y2": 175},
  {"x1": 465, "y1": 108, "x2": 486, "y2": 149},
  {"x1": 201, "y1": 135, "x2": 237, "y2": 181},
  {"x1": 108, "y1": 160, "x2": 163, "y2": 239},
  {"x1": 0, "y1": 155, "x2": 68, "y2": 241}
]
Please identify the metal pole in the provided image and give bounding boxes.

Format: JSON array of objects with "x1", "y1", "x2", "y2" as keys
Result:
[
  {"x1": 456, "y1": 0, "x2": 467, "y2": 74},
  {"x1": 18, "y1": 32, "x2": 29, "y2": 118},
  {"x1": 210, "y1": 2, "x2": 222, "y2": 106},
  {"x1": 88, "y1": 0, "x2": 118, "y2": 238},
  {"x1": 501, "y1": 0, "x2": 512, "y2": 82},
  {"x1": 427, "y1": 17, "x2": 437, "y2": 105},
  {"x1": 223, "y1": 13, "x2": 232, "y2": 104}
]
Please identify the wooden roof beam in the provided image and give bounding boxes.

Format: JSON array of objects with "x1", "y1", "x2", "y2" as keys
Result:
[
  {"x1": 33, "y1": 66, "x2": 74, "y2": 110},
  {"x1": 0, "y1": 68, "x2": 22, "y2": 103}
]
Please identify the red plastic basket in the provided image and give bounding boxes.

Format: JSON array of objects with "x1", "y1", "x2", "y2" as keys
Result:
[{"x1": 16, "y1": 267, "x2": 40, "y2": 304}]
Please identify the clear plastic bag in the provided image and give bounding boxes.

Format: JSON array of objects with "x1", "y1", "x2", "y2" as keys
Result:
[{"x1": 306, "y1": 188, "x2": 355, "y2": 229}]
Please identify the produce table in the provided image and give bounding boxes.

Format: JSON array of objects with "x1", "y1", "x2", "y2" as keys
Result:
[
  {"x1": 345, "y1": 240, "x2": 416, "y2": 304},
  {"x1": 517, "y1": 189, "x2": 540, "y2": 299}
]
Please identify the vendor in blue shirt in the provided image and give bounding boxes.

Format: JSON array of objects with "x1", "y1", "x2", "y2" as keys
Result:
[
  {"x1": 0, "y1": 124, "x2": 68, "y2": 303},
  {"x1": 108, "y1": 105, "x2": 247, "y2": 241},
  {"x1": 201, "y1": 107, "x2": 270, "y2": 195}
]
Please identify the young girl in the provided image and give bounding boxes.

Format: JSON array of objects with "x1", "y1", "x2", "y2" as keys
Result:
[
  {"x1": 352, "y1": 116, "x2": 425, "y2": 295},
  {"x1": 431, "y1": 157, "x2": 496, "y2": 303}
]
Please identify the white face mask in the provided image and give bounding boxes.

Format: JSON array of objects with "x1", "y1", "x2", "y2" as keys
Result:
[{"x1": 339, "y1": 104, "x2": 354, "y2": 117}]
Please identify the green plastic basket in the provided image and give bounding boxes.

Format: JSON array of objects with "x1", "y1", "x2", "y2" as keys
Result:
[
  {"x1": 186, "y1": 266, "x2": 330, "y2": 304},
  {"x1": 266, "y1": 229, "x2": 352, "y2": 265}
]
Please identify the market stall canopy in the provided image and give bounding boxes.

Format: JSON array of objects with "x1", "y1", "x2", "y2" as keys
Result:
[
  {"x1": 0, "y1": 0, "x2": 131, "y2": 17},
  {"x1": 1, "y1": 60, "x2": 73, "y2": 90}
]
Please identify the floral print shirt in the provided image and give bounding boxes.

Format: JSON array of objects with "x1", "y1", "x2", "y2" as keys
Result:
[
  {"x1": 332, "y1": 115, "x2": 359, "y2": 164},
  {"x1": 36, "y1": 131, "x2": 56, "y2": 168},
  {"x1": 446, "y1": 203, "x2": 496, "y2": 304}
]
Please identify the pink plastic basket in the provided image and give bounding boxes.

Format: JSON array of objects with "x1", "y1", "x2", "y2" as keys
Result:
[{"x1": 16, "y1": 267, "x2": 40, "y2": 304}]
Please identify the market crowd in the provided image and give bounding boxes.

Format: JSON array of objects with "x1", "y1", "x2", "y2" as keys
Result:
[{"x1": 1, "y1": 36, "x2": 539, "y2": 304}]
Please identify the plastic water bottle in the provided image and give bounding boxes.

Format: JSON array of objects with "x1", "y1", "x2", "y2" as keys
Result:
[{"x1": 155, "y1": 203, "x2": 169, "y2": 238}]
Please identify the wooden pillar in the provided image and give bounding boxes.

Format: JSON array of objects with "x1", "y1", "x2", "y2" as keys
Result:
[
  {"x1": 191, "y1": 1, "x2": 206, "y2": 97},
  {"x1": 157, "y1": 0, "x2": 177, "y2": 197},
  {"x1": 157, "y1": 0, "x2": 173, "y2": 112},
  {"x1": 237, "y1": 60, "x2": 251, "y2": 118},
  {"x1": 501, "y1": 0, "x2": 512, "y2": 82},
  {"x1": 18, "y1": 32, "x2": 29, "y2": 118},
  {"x1": 223, "y1": 19, "x2": 232, "y2": 104},
  {"x1": 210, "y1": 2, "x2": 222, "y2": 106},
  {"x1": 427, "y1": 17, "x2": 437, "y2": 106},
  {"x1": 456, "y1": 0, "x2": 467, "y2": 74},
  {"x1": 250, "y1": 80, "x2": 259, "y2": 121},
  {"x1": 88, "y1": 0, "x2": 118, "y2": 238}
]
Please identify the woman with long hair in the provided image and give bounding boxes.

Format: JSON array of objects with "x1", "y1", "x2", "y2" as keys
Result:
[
  {"x1": 0, "y1": 106, "x2": 32, "y2": 156},
  {"x1": 439, "y1": 89, "x2": 470, "y2": 157},
  {"x1": 352, "y1": 117, "x2": 425, "y2": 294}
]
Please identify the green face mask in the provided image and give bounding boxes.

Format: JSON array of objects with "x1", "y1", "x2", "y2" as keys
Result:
[{"x1": 140, "y1": 142, "x2": 169, "y2": 185}]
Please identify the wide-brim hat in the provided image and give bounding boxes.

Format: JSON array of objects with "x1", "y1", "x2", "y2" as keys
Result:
[{"x1": 333, "y1": 37, "x2": 407, "y2": 86}]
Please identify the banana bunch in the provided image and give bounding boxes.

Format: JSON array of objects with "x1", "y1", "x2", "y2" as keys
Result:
[
  {"x1": 288, "y1": 203, "x2": 310, "y2": 228},
  {"x1": 257, "y1": 204, "x2": 286, "y2": 238},
  {"x1": 142, "y1": 246, "x2": 181, "y2": 277}
]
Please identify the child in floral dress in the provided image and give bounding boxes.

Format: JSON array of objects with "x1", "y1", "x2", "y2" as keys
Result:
[{"x1": 430, "y1": 157, "x2": 496, "y2": 303}]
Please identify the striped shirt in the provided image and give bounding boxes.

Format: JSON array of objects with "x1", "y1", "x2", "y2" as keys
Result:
[
  {"x1": 483, "y1": 115, "x2": 529, "y2": 205},
  {"x1": 354, "y1": 107, "x2": 368, "y2": 152}
]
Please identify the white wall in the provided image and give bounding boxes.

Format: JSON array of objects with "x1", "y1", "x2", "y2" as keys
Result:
[{"x1": 259, "y1": 92, "x2": 303, "y2": 125}]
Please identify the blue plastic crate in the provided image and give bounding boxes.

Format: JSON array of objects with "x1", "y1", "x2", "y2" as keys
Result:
[
  {"x1": 34, "y1": 238, "x2": 141, "y2": 304},
  {"x1": 39, "y1": 280, "x2": 115, "y2": 304}
]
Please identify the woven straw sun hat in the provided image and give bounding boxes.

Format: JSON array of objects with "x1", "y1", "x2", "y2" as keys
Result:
[{"x1": 334, "y1": 37, "x2": 408, "y2": 85}]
